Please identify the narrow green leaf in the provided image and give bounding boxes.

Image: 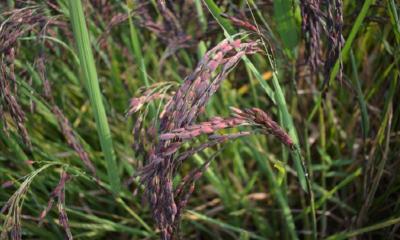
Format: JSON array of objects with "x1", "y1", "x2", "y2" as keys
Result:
[
  {"x1": 326, "y1": 216, "x2": 400, "y2": 240},
  {"x1": 273, "y1": 0, "x2": 299, "y2": 58},
  {"x1": 125, "y1": 1, "x2": 149, "y2": 87},
  {"x1": 350, "y1": 50, "x2": 370, "y2": 138},
  {"x1": 68, "y1": 0, "x2": 120, "y2": 195}
]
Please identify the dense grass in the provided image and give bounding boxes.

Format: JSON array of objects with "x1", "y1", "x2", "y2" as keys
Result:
[{"x1": 1, "y1": 0, "x2": 399, "y2": 239}]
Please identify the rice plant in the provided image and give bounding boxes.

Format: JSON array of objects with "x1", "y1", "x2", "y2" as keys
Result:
[{"x1": 1, "y1": 0, "x2": 399, "y2": 239}]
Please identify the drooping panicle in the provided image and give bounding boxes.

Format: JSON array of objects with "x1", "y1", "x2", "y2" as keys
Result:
[
  {"x1": 324, "y1": 0, "x2": 344, "y2": 87},
  {"x1": 131, "y1": 38, "x2": 260, "y2": 239},
  {"x1": 299, "y1": 0, "x2": 344, "y2": 87},
  {"x1": 231, "y1": 107, "x2": 295, "y2": 149},
  {"x1": 127, "y1": 37, "x2": 294, "y2": 239},
  {"x1": 0, "y1": 5, "x2": 96, "y2": 177}
]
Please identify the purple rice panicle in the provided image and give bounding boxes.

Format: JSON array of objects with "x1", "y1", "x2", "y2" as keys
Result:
[
  {"x1": 149, "y1": 0, "x2": 194, "y2": 68},
  {"x1": 90, "y1": 0, "x2": 113, "y2": 25},
  {"x1": 324, "y1": 0, "x2": 344, "y2": 88},
  {"x1": 98, "y1": 1, "x2": 195, "y2": 65},
  {"x1": 0, "y1": 48, "x2": 31, "y2": 147},
  {"x1": 126, "y1": 82, "x2": 174, "y2": 116},
  {"x1": 0, "y1": 4, "x2": 96, "y2": 178},
  {"x1": 136, "y1": 38, "x2": 260, "y2": 239},
  {"x1": 1, "y1": 169, "x2": 73, "y2": 240},
  {"x1": 171, "y1": 132, "x2": 251, "y2": 179},
  {"x1": 129, "y1": 38, "x2": 294, "y2": 239},
  {"x1": 300, "y1": 0, "x2": 343, "y2": 88},
  {"x1": 230, "y1": 107, "x2": 295, "y2": 149},
  {"x1": 39, "y1": 171, "x2": 73, "y2": 240},
  {"x1": 38, "y1": 50, "x2": 97, "y2": 178},
  {"x1": 97, "y1": 2, "x2": 149, "y2": 48},
  {"x1": 0, "y1": 6, "x2": 47, "y2": 148},
  {"x1": 300, "y1": 0, "x2": 323, "y2": 80},
  {"x1": 220, "y1": 13, "x2": 258, "y2": 32},
  {"x1": 159, "y1": 116, "x2": 248, "y2": 142},
  {"x1": 39, "y1": 171, "x2": 71, "y2": 222},
  {"x1": 127, "y1": 82, "x2": 174, "y2": 157},
  {"x1": 1, "y1": 166, "x2": 71, "y2": 240},
  {"x1": 52, "y1": 106, "x2": 97, "y2": 177},
  {"x1": 1, "y1": 5, "x2": 94, "y2": 239}
]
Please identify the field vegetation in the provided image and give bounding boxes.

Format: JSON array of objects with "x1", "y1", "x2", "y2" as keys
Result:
[{"x1": 1, "y1": 0, "x2": 399, "y2": 239}]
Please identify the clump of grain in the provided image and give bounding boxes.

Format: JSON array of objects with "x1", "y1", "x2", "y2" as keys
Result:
[
  {"x1": 39, "y1": 171, "x2": 73, "y2": 240},
  {"x1": 0, "y1": 5, "x2": 96, "y2": 177},
  {"x1": 129, "y1": 38, "x2": 295, "y2": 239},
  {"x1": 300, "y1": 0, "x2": 323, "y2": 80},
  {"x1": 324, "y1": 0, "x2": 344, "y2": 86},
  {"x1": 0, "y1": 6, "x2": 95, "y2": 239},
  {"x1": 299, "y1": 0, "x2": 343, "y2": 87}
]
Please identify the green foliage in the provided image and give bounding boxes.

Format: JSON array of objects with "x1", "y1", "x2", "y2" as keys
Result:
[{"x1": 273, "y1": 0, "x2": 299, "y2": 58}]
